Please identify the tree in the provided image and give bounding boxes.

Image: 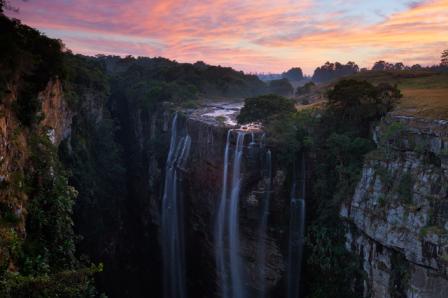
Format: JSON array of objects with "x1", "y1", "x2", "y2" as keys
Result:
[
  {"x1": 442, "y1": 49, "x2": 448, "y2": 66},
  {"x1": 326, "y1": 80, "x2": 401, "y2": 125},
  {"x1": 0, "y1": 0, "x2": 6, "y2": 13},
  {"x1": 296, "y1": 81, "x2": 316, "y2": 96},
  {"x1": 312, "y1": 61, "x2": 359, "y2": 83},
  {"x1": 0, "y1": 0, "x2": 20, "y2": 13},
  {"x1": 237, "y1": 94, "x2": 296, "y2": 124},
  {"x1": 282, "y1": 67, "x2": 304, "y2": 81},
  {"x1": 269, "y1": 78, "x2": 294, "y2": 96},
  {"x1": 372, "y1": 60, "x2": 393, "y2": 71}
]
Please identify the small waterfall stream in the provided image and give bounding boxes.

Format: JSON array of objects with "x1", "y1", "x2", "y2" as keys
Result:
[
  {"x1": 287, "y1": 153, "x2": 306, "y2": 298},
  {"x1": 228, "y1": 132, "x2": 246, "y2": 298},
  {"x1": 215, "y1": 130, "x2": 232, "y2": 298},
  {"x1": 161, "y1": 114, "x2": 191, "y2": 298},
  {"x1": 215, "y1": 130, "x2": 247, "y2": 298}
]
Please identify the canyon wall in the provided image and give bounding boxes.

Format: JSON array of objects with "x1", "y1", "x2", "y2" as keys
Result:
[
  {"x1": 0, "y1": 79, "x2": 71, "y2": 269},
  {"x1": 341, "y1": 115, "x2": 448, "y2": 297},
  {"x1": 148, "y1": 114, "x2": 290, "y2": 297}
]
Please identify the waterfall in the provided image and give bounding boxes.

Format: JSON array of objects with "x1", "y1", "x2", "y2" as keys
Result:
[
  {"x1": 215, "y1": 130, "x2": 246, "y2": 298},
  {"x1": 161, "y1": 114, "x2": 191, "y2": 298},
  {"x1": 228, "y1": 132, "x2": 246, "y2": 298},
  {"x1": 287, "y1": 153, "x2": 306, "y2": 298},
  {"x1": 215, "y1": 130, "x2": 232, "y2": 298},
  {"x1": 257, "y1": 150, "x2": 272, "y2": 298}
]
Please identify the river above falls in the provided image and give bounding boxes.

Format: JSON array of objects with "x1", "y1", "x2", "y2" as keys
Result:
[{"x1": 189, "y1": 101, "x2": 262, "y2": 131}]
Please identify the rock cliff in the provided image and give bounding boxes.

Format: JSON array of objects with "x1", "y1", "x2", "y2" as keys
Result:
[{"x1": 341, "y1": 115, "x2": 448, "y2": 297}]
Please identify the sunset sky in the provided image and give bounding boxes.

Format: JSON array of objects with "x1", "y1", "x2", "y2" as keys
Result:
[{"x1": 8, "y1": 0, "x2": 448, "y2": 74}]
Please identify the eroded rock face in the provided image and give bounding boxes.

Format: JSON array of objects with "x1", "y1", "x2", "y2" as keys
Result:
[
  {"x1": 0, "y1": 79, "x2": 73, "y2": 272},
  {"x1": 150, "y1": 113, "x2": 288, "y2": 297},
  {"x1": 40, "y1": 79, "x2": 73, "y2": 144},
  {"x1": 342, "y1": 115, "x2": 448, "y2": 297}
]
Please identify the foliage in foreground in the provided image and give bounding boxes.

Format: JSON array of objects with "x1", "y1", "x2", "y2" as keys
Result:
[
  {"x1": 238, "y1": 79, "x2": 401, "y2": 296},
  {"x1": 0, "y1": 13, "x2": 101, "y2": 296}
]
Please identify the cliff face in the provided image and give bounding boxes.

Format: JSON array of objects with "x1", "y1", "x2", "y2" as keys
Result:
[
  {"x1": 142, "y1": 110, "x2": 290, "y2": 297},
  {"x1": 341, "y1": 115, "x2": 448, "y2": 297},
  {"x1": 0, "y1": 79, "x2": 71, "y2": 269}
]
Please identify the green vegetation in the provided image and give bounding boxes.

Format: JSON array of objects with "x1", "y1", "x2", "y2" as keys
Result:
[
  {"x1": 441, "y1": 49, "x2": 448, "y2": 66},
  {"x1": 0, "y1": 13, "x2": 101, "y2": 296},
  {"x1": 237, "y1": 94, "x2": 295, "y2": 124},
  {"x1": 345, "y1": 71, "x2": 448, "y2": 119},
  {"x1": 296, "y1": 81, "x2": 316, "y2": 96},
  {"x1": 238, "y1": 79, "x2": 401, "y2": 297},
  {"x1": 326, "y1": 80, "x2": 401, "y2": 124},
  {"x1": 237, "y1": 94, "x2": 300, "y2": 162},
  {"x1": 268, "y1": 78, "x2": 293, "y2": 96},
  {"x1": 100, "y1": 56, "x2": 267, "y2": 102},
  {"x1": 282, "y1": 67, "x2": 304, "y2": 81},
  {"x1": 0, "y1": 131, "x2": 100, "y2": 297},
  {"x1": 312, "y1": 61, "x2": 359, "y2": 83},
  {"x1": 390, "y1": 252, "x2": 410, "y2": 297},
  {"x1": 303, "y1": 80, "x2": 400, "y2": 297},
  {"x1": 0, "y1": 14, "x2": 65, "y2": 125},
  {"x1": 397, "y1": 173, "x2": 413, "y2": 204}
]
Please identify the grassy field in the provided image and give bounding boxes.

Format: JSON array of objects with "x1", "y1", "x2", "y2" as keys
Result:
[
  {"x1": 297, "y1": 71, "x2": 448, "y2": 120},
  {"x1": 348, "y1": 71, "x2": 448, "y2": 119}
]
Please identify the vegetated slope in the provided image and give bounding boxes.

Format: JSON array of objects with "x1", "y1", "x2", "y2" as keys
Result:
[
  {"x1": 1, "y1": 11, "x2": 272, "y2": 297},
  {"x1": 0, "y1": 14, "x2": 100, "y2": 297},
  {"x1": 298, "y1": 70, "x2": 448, "y2": 120},
  {"x1": 97, "y1": 56, "x2": 268, "y2": 101},
  {"x1": 346, "y1": 71, "x2": 448, "y2": 119}
]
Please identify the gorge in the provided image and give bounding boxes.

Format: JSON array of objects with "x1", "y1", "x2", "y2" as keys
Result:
[{"x1": 1, "y1": 10, "x2": 448, "y2": 298}]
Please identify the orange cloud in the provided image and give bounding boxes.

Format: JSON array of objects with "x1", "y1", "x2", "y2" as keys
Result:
[{"x1": 7, "y1": 0, "x2": 448, "y2": 73}]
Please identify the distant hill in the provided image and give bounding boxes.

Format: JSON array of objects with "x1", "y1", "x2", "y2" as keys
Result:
[
  {"x1": 311, "y1": 61, "x2": 359, "y2": 83},
  {"x1": 97, "y1": 56, "x2": 268, "y2": 100},
  {"x1": 281, "y1": 67, "x2": 304, "y2": 81}
]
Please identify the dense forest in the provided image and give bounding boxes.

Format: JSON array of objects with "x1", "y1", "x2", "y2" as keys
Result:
[{"x1": 1, "y1": 5, "x2": 448, "y2": 298}]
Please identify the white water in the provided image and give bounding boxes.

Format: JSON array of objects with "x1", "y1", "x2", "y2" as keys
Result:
[
  {"x1": 228, "y1": 132, "x2": 246, "y2": 298},
  {"x1": 215, "y1": 130, "x2": 232, "y2": 298},
  {"x1": 161, "y1": 114, "x2": 191, "y2": 298},
  {"x1": 215, "y1": 130, "x2": 246, "y2": 298},
  {"x1": 257, "y1": 150, "x2": 272, "y2": 298}
]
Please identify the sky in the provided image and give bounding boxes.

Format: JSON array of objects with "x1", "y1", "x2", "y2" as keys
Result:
[{"x1": 7, "y1": 0, "x2": 448, "y2": 74}]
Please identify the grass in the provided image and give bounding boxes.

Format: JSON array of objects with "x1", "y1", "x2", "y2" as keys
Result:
[
  {"x1": 348, "y1": 71, "x2": 448, "y2": 120},
  {"x1": 397, "y1": 88, "x2": 448, "y2": 119},
  {"x1": 298, "y1": 71, "x2": 448, "y2": 120}
]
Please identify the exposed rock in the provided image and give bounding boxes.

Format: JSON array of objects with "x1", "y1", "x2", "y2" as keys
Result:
[
  {"x1": 342, "y1": 115, "x2": 448, "y2": 297},
  {"x1": 40, "y1": 79, "x2": 73, "y2": 144}
]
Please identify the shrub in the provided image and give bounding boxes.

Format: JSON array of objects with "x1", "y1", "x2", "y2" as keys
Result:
[{"x1": 237, "y1": 94, "x2": 295, "y2": 124}]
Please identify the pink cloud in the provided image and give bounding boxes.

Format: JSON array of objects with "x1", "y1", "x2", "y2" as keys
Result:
[{"x1": 7, "y1": 0, "x2": 448, "y2": 73}]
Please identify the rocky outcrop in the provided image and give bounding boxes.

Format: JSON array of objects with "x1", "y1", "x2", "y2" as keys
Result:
[
  {"x1": 0, "y1": 78, "x2": 72, "y2": 272},
  {"x1": 342, "y1": 115, "x2": 448, "y2": 297},
  {"x1": 40, "y1": 79, "x2": 73, "y2": 144}
]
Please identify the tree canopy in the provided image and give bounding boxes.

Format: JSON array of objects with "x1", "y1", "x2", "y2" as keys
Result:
[
  {"x1": 282, "y1": 67, "x2": 304, "y2": 81},
  {"x1": 312, "y1": 61, "x2": 359, "y2": 83},
  {"x1": 442, "y1": 49, "x2": 448, "y2": 66},
  {"x1": 326, "y1": 80, "x2": 401, "y2": 128},
  {"x1": 268, "y1": 78, "x2": 293, "y2": 96},
  {"x1": 237, "y1": 94, "x2": 296, "y2": 124}
]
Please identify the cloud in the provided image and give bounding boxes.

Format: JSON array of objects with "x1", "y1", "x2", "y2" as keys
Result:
[{"x1": 7, "y1": 0, "x2": 448, "y2": 73}]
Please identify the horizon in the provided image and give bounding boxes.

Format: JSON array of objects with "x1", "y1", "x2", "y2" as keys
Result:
[{"x1": 7, "y1": 0, "x2": 448, "y2": 75}]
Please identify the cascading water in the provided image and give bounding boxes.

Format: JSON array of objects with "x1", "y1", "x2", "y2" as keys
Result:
[
  {"x1": 287, "y1": 153, "x2": 306, "y2": 298},
  {"x1": 215, "y1": 130, "x2": 232, "y2": 298},
  {"x1": 215, "y1": 130, "x2": 246, "y2": 298},
  {"x1": 228, "y1": 132, "x2": 246, "y2": 298},
  {"x1": 161, "y1": 114, "x2": 191, "y2": 298},
  {"x1": 257, "y1": 150, "x2": 272, "y2": 298}
]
